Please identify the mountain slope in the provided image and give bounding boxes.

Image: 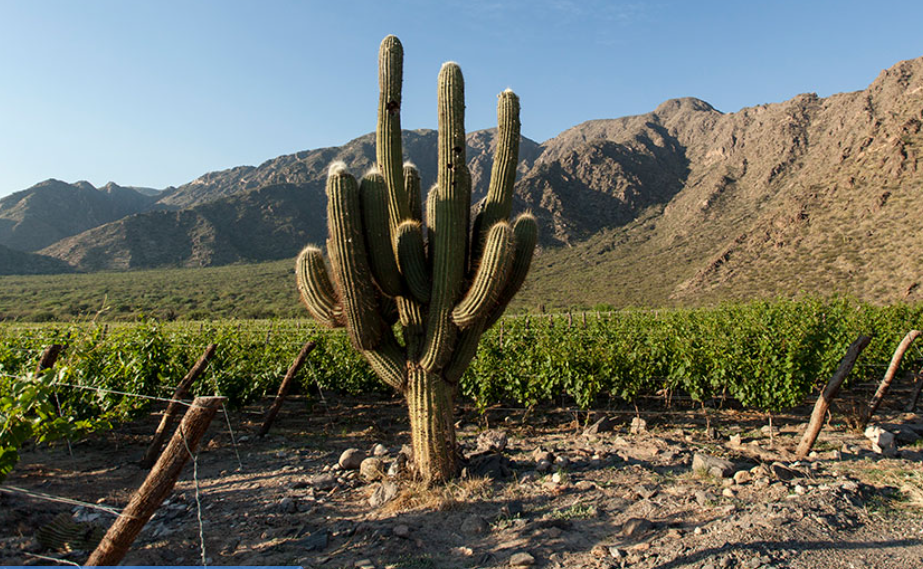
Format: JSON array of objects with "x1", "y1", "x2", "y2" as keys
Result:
[
  {"x1": 156, "y1": 129, "x2": 542, "y2": 209},
  {"x1": 39, "y1": 183, "x2": 328, "y2": 270},
  {"x1": 14, "y1": 55, "x2": 923, "y2": 307},
  {"x1": 517, "y1": 57, "x2": 923, "y2": 307},
  {"x1": 0, "y1": 180, "x2": 158, "y2": 252},
  {"x1": 0, "y1": 243, "x2": 74, "y2": 275},
  {"x1": 40, "y1": 129, "x2": 542, "y2": 270}
]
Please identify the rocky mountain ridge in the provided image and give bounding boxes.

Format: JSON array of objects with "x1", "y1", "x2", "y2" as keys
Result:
[{"x1": 4, "y1": 55, "x2": 923, "y2": 306}]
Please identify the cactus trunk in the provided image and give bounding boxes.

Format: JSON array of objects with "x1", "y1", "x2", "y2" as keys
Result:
[
  {"x1": 294, "y1": 35, "x2": 536, "y2": 483},
  {"x1": 406, "y1": 366, "x2": 457, "y2": 483}
]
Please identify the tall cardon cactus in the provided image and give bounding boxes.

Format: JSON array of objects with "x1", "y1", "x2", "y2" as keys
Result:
[{"x1": 296, "y1": 35, "x2": 537, "y2": 483}]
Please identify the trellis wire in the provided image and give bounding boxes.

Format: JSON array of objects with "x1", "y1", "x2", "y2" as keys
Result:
[{"x1": 0, "y1": 485, "x2": 121, "y2": 516}]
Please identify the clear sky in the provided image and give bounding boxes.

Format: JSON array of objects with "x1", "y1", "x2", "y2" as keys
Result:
[{"x1": 2, "y1": 0, "x2": 922, "y2": 198}]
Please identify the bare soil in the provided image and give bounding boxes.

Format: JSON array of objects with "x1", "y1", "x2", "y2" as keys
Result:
[{"x1": 1, "y1": 395, "x2": 922, "y2": 569}]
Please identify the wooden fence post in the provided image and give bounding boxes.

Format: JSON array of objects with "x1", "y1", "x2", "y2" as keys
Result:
[
  {"x1": 795, "y1": 335, "x2": 871, "y2": 459},
  {"x1": 907, "y1": 368, "x2": 923, "y2": 412},
  {"x1": 35, "y1": 345, "x2": 64, "y2": 375},
  {"x1": 86, "y1": 396, "x2": 225, "y2": 566},
  {"x1": 258, "y1": 340, "x2": 316, "y2": 437},
  {"x1": 141, "y1": 344, "x2": 217, "y2": 468},
  {"x1": 861, "y1": 330, "x2": 920, "y2": 427}
]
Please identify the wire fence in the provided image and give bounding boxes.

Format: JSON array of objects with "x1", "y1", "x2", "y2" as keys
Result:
[{"x1": 1, "y1": 375, "x2": 244, "y2": 567}]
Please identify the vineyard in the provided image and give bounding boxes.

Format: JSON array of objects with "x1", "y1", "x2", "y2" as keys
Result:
[
  {"x1": 2, "y1": 298, "x2": 921, "y2": 432},
  {"x1": 3, "y1": 297, "x2": 923, "y2": 567}
]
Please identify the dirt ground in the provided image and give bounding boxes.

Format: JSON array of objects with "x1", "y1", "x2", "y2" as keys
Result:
[{"x1": 1, "y1": 394, "x2": 922, "y2": 569}]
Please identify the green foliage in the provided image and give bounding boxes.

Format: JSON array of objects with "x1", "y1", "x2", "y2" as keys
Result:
[
  {"x1": 0, "y1": 297, "x2": 920, "y2": 448},
  {"x1": 462, "y1": 297, "x2": 923, "y2": 412},
  {"x1": 0, "y1": 369, "x2": 101, "y2": 483}
]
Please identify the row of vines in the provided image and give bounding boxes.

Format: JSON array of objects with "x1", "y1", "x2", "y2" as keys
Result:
[{"x1": 2, "y1": 298, "x2": 922, "y2": 426}]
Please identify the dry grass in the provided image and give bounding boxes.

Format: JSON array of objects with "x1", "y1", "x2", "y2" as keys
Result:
[{"x1": 380, "y1": 476, "x2": 494, "y2": 513}]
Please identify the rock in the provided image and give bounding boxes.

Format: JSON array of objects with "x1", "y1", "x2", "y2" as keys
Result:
[
  {"x1": 733, "y1": 470, "x2": 752, "y2": 484},
  {"x1": 608, "y1": 546, "x2": 625, "y2": 559},
  {"x1": 295, "y1": 530, "x2": 328, "y2": 551},
  {"x1": 575, "y1": 480, "x2": 595, "y2": 491},
  {"x1": 360, "y1": 457, "x2": 385, "y2": 481},
  {"x1": 532, "y1": 448, "x2": 554, "y2": 463},
  {"x1": 878, "y1": 422, "x2": 923, "y2": 443},
  {"x1": 694, "y1": 490, "x2": 716, "y2": 506},
  {"x1": 636, "y1": 484, "x2": 658, "y2": 499},
  {"x1": 371, "y1": 443, "x2": 389, "y2": 456},
  {"x1": 339, "y1": 448, "x2": 365, "y2": 470},
  {"x1": 769, "y1": 462, "x2": 800, "y2": 481},
  {"x1": 462, "y1": 452, "x2": 512, "y2": 480},
  {"x1": 705, "y1": 426, "x2": 719, "y2": 440},
  {"x1": 536, "y1": 459, "x2": 552, "y2": 473},
  {"x1": 553, "y1": 455, "x2": 571, "y2": 470},
  {"x1": 551, "y1": 471, "x2": 568, "y2": 484},
  {"x1": 477, "y1": 430, "x2": 509, "y2": 453},
  {"x1": 393, "y1": 524, "x2": 410, "y2": 538},
  {"x1": 584, "y1": 416, "x2": 616, "y2": 436},
  {"x1": 354, "y1": 559, "x2": 375, "y2": 569},
  {"x1": 729, "y1": 434, "x2": 743, "y2": 446},
  {"x1": 841, "y1": 480, "x2": 859, "y2": 493},
  {"x1": 630, "y1": 416, "x2": 648, "y2": 435},
  {"x1": 309, "y1": 473, "x2": 338, "y2": 490},
  {"x1": 865, "y1": 425, "x2": 898, "y2": 456},
  {"x1": 509, "y1": 551, "x2": 536, "y2": 566},
  {"x1": 760, "y1": 425, "x2": 780, "y2": 436},
  {"x1": 692, "y1": 453, "x2": 734, "y2": 478},
  {"x1": 722, "y1": 488, "x2": 736, "y2": 498},
  {"x1": 369, "y1": 481, "x2": 399, "y2": 508},
  {"x1": 750, "y1": 464, "x2": 770, "y2": 478},
  {"x1": 279, "y1": 497, "x2": 297, "y2": 513},
  {"x1": 793, "y1": 484, "x2": 807, "y2": 495},
  {"x1": 620, "y1": 517, "x2": 652, "y2": 538},
  {"x1": 461, "y1": 515, "x2": 489, "y2": 535}
]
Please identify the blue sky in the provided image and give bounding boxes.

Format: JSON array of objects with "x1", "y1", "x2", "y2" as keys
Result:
[{"x1": 2, "y1": 0, "x2": 922, "y2": 198}]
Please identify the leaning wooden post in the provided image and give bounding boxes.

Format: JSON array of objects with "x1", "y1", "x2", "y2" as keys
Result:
[
  {"x1": 140, "y1": 344, "x2": 217, "y2": 467},
  {"x1": 258, "y1": 340, "x2": 316, "y2": 437},
  {"x1": 86, "y1": 396, "x2": 225, "y2": 566},
  {"x1": 907, "y1": 367, "x2": 923, "y2": 412},
  {"x1": 35, "y1": 344, "x2": 64, "y2": 375},
  {"x1": 861, "y1": 330, "x2": 920, "y2": 428},
  {"x1": 795, "y1": 335, "x2": 871, "y2": 459}
]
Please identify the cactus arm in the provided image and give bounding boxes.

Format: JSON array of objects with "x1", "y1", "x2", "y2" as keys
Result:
[
  {"x1": 395, "y1": 220, "x2": 431, "y2": 303},
  {"x1": 378, "y1": 35, "x2": 410, "y2": 235},
  {"x1": 420, "y1": 63, "x2": 469, "y2": 371},
  {"x1": 404, "y1": 162, "x2": 423, "y2": 223},
  {"x1": 380, "y1": 295, "x2": 399, "y2": 326},
  {"x1": 326, "y1": 164, "x2": 384, "y2": 350},
  {"x1": 359, "y1": 169, "x2": 403, "y2": 297},
  {"x1": 452, "y1": 221, "x2": 513, "y2": 329},
  {"x1": 443, "y1": 321, "x2": 486, "y2": 386},
  {"x1": 362, "y1": 327, "x2": 407, "y2": 391},
  {"x1": 485, "y1": 212, "x2": 538, "y2": 329},
  {"x1": 295, "y1": 246, "x2": 344, "y2": 328},
  {"x1": 471, "y1": 90, "x2": 521, "y2": 266}
]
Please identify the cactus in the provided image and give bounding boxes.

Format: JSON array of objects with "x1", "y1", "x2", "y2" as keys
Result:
[{"x1": 296, "y1": 35, "x2": 537, "y2": 483}]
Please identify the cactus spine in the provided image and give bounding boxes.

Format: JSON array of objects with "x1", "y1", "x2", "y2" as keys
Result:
[{"x1": 295, "y1": 35, "x2": 537, "y2": 483}]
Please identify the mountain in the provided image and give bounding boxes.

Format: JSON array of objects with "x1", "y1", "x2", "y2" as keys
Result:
[
  {"x1": 156, "y1": 129, "x2": 542, "y2": 209},
  {"x1": 39, "y1": 183, "x2": 327, "y2": 270},
  {"x1": 0, "y1": 243, "x2": 74, "y2": 275},
  {"x1": 38, "y1": 129, "x2": 542, "y2": 270},
  {"x1": 9, "y1": 55, "x2": 923, "y2": 307},
  {"x1": 0, "y1": 179, "x2": 158, "y2": 252},
  {"x1": 515, "y1": 57, "x2": 923, "y2": 306}
]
